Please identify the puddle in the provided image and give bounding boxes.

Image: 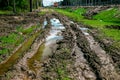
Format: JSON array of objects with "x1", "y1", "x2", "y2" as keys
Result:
[
  {"x1": 41, "y1": 18, "x2": 64, "y2": 61},
  {"x1": 27, "y1": 18, "x2": 65, "y2": 71},
  {"x1": 42, "y1": 19, "x2": 47, "y2": 29},
  {"x1": 80, "y1": 27, "x2": 89, "y2": 36}
]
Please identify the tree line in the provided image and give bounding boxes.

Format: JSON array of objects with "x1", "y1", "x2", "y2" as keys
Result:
[
  {"x1": 0, "y1": 0, "x2": 42, "y2": 13},
  {"x1": 62, "y1": 0, "x2": 120, "y2": 6}
]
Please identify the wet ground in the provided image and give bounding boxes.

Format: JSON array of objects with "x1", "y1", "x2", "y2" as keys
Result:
[{"x1": 0, "y1": 11, "x2": 120, "y2": 80}]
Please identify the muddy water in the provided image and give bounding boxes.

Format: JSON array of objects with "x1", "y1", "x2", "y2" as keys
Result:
[
  {"x1": 42, "y1": 19, "x2": 47, "y2": 29},
  {"x1": 27, "y1": 18, "x2": 65, "y2": 72},
  {"x1": 41, "y1": 18, "x2": 64, "y2": 60}
]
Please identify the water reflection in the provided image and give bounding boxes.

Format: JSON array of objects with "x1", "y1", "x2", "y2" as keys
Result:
[{"x1": 41, "y1": 18, "x2": 65, "y2": 61}]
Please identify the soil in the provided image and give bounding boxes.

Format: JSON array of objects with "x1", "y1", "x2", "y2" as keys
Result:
[
  {"x1": 0, "y1": 11, "x2": 45, "y2": 62},
  {"x1": 91, "y1": 28, "x2": 120, "y2": 74},
  {"x1": 106, "y1": 25, "x2": 120, "y2": 30},
  {"x1": 0, "y1": 9, "x2": 120, "y2": 80},
  {"x1": 0, "y1": 12, "x2": 43, "y2": 36},
  {"x1": 83, "y1": 6, "x2": 113, "y2": 19}
]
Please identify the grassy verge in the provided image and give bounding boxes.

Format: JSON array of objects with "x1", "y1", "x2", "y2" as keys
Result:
[
  {"x1": 55, "y1": 8, "x2": 120, "y2": 41},
  {"x1": 0, "y1": 24, "x2": 40, "y2": 61},
  {"x1": 93, "y1": 8, "x2": 120, "y2": 23}
]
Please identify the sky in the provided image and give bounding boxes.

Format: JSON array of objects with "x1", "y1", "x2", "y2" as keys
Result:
[{"x1": 43, "y1": 0, "x2": 63, "y2": 6}]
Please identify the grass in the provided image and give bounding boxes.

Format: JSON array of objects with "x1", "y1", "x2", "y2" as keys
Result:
[
  {"x1": 57, "y1": 68, "x2": 71, "y2": 80},
  {"x1": 0, "y1": 29, "x2": 42, "y2": 75},
  {"x1": 0, "y1": 10, "x2": 13, "y2": 15},
  {"x1": 0, "y1": 25, "x2": 40, "y2": 56},
  {"x1": 0, "y1": 33, "x2": 24, "y2": 55},
  {"x1": 39, "y1": 11, "x2": 46, "y2": 16},
  {"x1": 22, "y1": 26, "x2": 37, "y2": 35},
  {"x1": 102, "y1": 29, "x2": 120, "y2": 41},
  {"x1": 93, "y1": 8, "x2": 120, "y2": 23},
  {"x1": 56, "y1": 8, "x2": 120, "y2": 41}
]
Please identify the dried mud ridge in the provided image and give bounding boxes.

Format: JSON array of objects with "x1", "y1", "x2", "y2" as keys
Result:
[
  {"x1": 91, "y1": 28, "x2": 120, "y2": 74},
  {"x1": 0, "y1": 13, "x2": 120, "y2": 80}
]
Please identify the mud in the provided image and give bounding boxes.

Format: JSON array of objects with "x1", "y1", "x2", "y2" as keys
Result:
[
  {"x1": 84, "y1": 6, "x2": 110, "y2": 19},
  {"x1": 91, "y1": 28, "x2": 120, "y2": 74},
  {"x1": 0, "y1": 10, "x2": 120, "y2": 80},
  {"x1": 0, "y1": 12, "x2": 45, "y2": 63},
  {"x1": 0, "y1": 12, "x2": 43, "y2": 36},
  {"x1": 106, "y1": 25, "x2": 120, "y2": 30}
]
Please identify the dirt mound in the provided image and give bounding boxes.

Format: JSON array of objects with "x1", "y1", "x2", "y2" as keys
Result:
[{"x1": 84, "y1": 6, "x2": 110, "y2": 19}]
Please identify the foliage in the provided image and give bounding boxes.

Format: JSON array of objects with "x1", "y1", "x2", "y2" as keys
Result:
[{"x1": 0, "y1": 0, "x2": 41, "y2": 13}]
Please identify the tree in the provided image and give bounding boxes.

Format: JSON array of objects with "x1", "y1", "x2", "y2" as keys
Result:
[
  {"x1": 30, "y1": 0, "x2": 32, "y2": 12},
  {"x1": 61, "y1": 0, "x2": 71, "y2": 6},
  {"x1": 13, "y1": 0, "x2": 16, "y2": 13}
]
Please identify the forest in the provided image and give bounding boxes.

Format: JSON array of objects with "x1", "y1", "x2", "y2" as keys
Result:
[
  {"x1": 0, "y1": 0, "x2": 42, "y2": 12},
  {"x1": 62, "y1": 0, "x2": 120, "y2": 6}
]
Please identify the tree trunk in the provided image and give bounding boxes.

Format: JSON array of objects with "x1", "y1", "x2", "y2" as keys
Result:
[
  {"x1": 7, "y1": 0, "x2": 9, "y2": 6},
  {"x1": 36, "y1": 0, "x2": 38, "y2": 9},
  {"x1": 13, "y1": 0, "x2": 16, "y2": 13},
  {"x1": 30, "y1": 0, "x2": 32, "y2": 12}
]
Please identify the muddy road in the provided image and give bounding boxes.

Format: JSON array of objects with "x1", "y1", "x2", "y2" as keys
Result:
[{"x1": 0, "y1": 12, "x2": 120, "y2": 80}]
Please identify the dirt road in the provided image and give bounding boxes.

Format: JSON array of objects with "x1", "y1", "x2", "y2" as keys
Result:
[{"x1": 0, "y1": 12, "x2": 120, "y2": 80}]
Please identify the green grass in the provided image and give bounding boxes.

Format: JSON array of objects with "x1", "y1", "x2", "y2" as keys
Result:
[
  {"x1": 0, "y1": 10, "x2": 13, "y2": 15},
  {"x1": 72, "y1": 8, "x2": 87, "y2": 15},
  {"x1": 56, "y1": 9, "x2": 84, "y2": 21},
  {"x1": 0, "y1": 29, "x2": 42, "y2": 75},
  {"x1": 102, "y1": 29, "x2": 120, "y2": 41},
  {"x1": 57, "y1": 68, "x2": 71, "y2": 80},
  {"x1": 0, "y1": 25, "x2": 39, "y2": 55},
  {"x1": 38, "y1": 11, "x2": 46, "y2": 16},
  {"x1": 22, "y1": 26, "x2": 36, "y2": 35},
  {"x1": 0, "y1": 49, "x2": 8, "y2": 55},
  {"x1": 64, "y1": 7, "x2": 86, "y2": 15},
  {"x1": 56, "y1": 8, "x2": 120, "y2": 41},
  {"x1": 93, "y1": 8, "x2": 120, "y2": 23},
  {"x1": 0, "y1": 33, "x2": 24, "y2": 54}
]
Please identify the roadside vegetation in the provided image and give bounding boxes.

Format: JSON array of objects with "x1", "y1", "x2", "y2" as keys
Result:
[
  {"x1": 56, "y1": 7, "x2": 120, "y2": 41},
  {"x1": 0, "y1": 25, "x2": 42, "y2": 75},
  {"x1": 0, "y1": 24, "x2": 40, "y2": 62}
]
